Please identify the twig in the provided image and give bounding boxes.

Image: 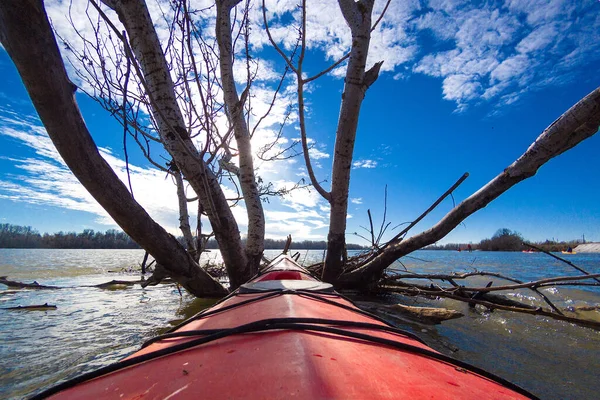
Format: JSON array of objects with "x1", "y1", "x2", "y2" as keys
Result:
[
  {"x1": 448, "y1": 273, "x2": 600, "y2": 293},
  {"x1": 367, "y1": 209, "x2": 375, "y2": 247},
  {"x1": 370, "y1": 0, "x2": 392, "y2": 32},
  {"x1": 383, "y1": 173, "x2": 469, "y2": 253}
]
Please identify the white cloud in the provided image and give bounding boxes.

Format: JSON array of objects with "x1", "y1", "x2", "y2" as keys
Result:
[
  {"x1": 350, "y1": 197, "x2": 363, "y2": 205},
  {"x1": 412, "y1": 0, "x2": 600, "y2": 110},
  {"x1": 490, "y1": 55, "x2": 530, "y2": 84},
  {"x1": 352, "y1": 159, "x2": 377, "y2": 169},
  {"x1": 516, "y1": 24, "x2": 557, "y2": 54},
  {"x1": 0, "y1": 109, "x2": 194, "y2": 234},
  {"x1": 44, "y1": 0, "x2": 600, "y2": 119},
  {"x1": 308, "y1": 146, "x2": 330, "y2": 160}
]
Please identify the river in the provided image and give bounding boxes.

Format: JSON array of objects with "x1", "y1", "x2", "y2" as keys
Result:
[{"x1": 1, "y1": 249, "x2": 599, "y2": 399}]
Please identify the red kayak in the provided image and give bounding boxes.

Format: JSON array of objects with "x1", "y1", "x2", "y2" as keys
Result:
[{"x1": 36, "y1": 255, "x2": 536, "y2": 399}]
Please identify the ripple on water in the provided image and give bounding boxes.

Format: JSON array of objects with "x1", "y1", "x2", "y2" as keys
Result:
[{"x1": 1, "y1": 249, "x2": 600, "y2": 400}]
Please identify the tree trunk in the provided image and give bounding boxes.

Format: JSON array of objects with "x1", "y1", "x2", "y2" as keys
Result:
[
  {"x1": 339, "y1": 86, "x2": 600, "y2": 288},
  {"x1": 323, "y1": 0, "x2": 378, "y2": 283},
  {"x1": 174, "y1": 170, "x2": 197, "y2": 261},
  {"x1": 216, "y1": 0, "x2": 265, "y2": 277},
  {"x1": 100, "y1": 0, "x2": 251, "y2": 289},
  {"x1": 0, "y1": 0, "x2": 226, "y2": 297}
]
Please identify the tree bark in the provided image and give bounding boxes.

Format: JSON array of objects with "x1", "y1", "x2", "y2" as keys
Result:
[
  {"x1": 174, "y1": 170, "x2": 197, "y2": 260},
  {"x1": 340, "y1": 86, "x2": 600, "y2": 288},
  {"x1": 216, "y1": 0, "x2": 265, "y2": 277},
  {"x1": 99, "y1": 0, "x2": 251, "y2": 289},
  {"x1": 0, "y1": 0, "x2": 227, "y2": 297},
  {"x1": 323, "y1": 0, "x2": 379, "y2": 283}
]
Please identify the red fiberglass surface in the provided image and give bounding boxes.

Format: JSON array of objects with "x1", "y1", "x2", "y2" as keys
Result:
[{"x1": 47, "y1": 257, "x2": 530, "y2": 399}]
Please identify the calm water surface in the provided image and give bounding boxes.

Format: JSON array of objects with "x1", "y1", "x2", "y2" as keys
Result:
[{"x1": 1, "y1": 249, "x2": 599, "y2": 399}]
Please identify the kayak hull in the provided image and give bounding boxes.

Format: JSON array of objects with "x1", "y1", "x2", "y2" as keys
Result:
[{"x1": 42, "y1": 256, "x2": 534, "y2": 399}]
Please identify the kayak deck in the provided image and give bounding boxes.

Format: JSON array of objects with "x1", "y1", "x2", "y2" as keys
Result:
[{"x1": 40, "y1": 255, "x2": 535, "y2": 399}]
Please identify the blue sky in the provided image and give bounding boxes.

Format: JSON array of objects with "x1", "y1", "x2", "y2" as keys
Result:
[{"x1": 1, "y1": 0, "x2": 599, "y2": 245}]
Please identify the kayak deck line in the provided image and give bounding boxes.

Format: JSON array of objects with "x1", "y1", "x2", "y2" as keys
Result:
[{"x1": 34, "y1": 255, "x2": 539, "y2": 399}]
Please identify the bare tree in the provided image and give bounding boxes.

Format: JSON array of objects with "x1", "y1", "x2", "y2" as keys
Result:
[
  {"x1": 338, "y1": 87, "x2": 600, "y2": 287},
  {"x1": 0, "y1": 0, "x2": 227, "y2": 297},
  {"x1": 0, "y1": 0, "x2": 300, "y2": 293},
  {"x1": 262, "y1": 0, "x2": 600, "y2": 287},
  {"x1": 263, "y1": 0, "x2": 385, "y2": 282},
  {"x1": 3, "y1": 0, "x2": 598, "y2": 297},
  {"x1": 215, "y1": 0, "x2": 265, "y2": 270}
]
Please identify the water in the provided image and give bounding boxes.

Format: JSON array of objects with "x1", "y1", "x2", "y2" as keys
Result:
[{"x1": 1, "y1": 249, "x2": 599, "y2": 399}]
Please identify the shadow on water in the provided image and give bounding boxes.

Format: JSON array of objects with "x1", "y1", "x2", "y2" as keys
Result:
[{"x1": 160, "y1": 297, "x2": 220, "y2": 334}]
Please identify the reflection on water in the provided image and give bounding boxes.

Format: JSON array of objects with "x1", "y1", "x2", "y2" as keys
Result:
[{"x1": 1, "y1": 249, "x2": 599, "y2": 399}]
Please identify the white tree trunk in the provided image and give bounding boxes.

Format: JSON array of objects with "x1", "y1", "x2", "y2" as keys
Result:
[
  {"x1": 340, "y1": 86, "x2": 600, "y2": 287},
  {"x1": 216, "y1": 0, "x2": 265, "y2": 275},
  {"x1": 174, "y1": 170, "x2": 198, "y2": 260},
  {"x1": 101, "y1": 0, "x2": 251, "y2": 288},
  {"x1": 0, "y1": 0, "x2": 227, "y2": 297},
  {"x1": 323, "y1": 0, "x2": 378, "y2": 282}
]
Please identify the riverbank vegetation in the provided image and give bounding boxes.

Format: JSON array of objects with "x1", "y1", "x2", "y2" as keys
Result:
[
  {"x1": 0, "y1": 223, "x2": 365, "y2": 250},
  {"x1": 0, "y1": 224, "x2": 138, "y2": 249},
  {"x1": 425, "y1": 228, "x2": 585, "y2": 252}
]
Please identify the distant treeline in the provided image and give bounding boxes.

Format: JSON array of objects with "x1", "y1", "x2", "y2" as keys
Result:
[
  {"x1": 424, "y1": 228, "x2": 585, "y2": 252},
  {"x1": 0, "y1": 223, "x2": 366, "y2": 250},
  {"x1": 0, "y1": 224, "x2": 140, "y2": 249},
  {"x1": 247, "y1": 239, "x2": 364, "y2": 250}
]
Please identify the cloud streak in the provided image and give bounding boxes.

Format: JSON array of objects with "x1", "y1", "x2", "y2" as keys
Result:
[{"x1": 352, "y1": 159, "x2": 378, "y2": 169}]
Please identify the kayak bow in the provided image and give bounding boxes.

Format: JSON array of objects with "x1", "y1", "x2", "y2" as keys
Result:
[{"x1": 36, "y1": 255, "x2": 537, "y2": 399}]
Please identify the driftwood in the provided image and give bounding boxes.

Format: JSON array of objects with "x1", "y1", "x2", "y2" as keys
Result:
[
  {"x1": 383, "y1": 279, "x2": 539, "y2": 310},
  {"x1": 92, "y1": 280, "x2": 143, "y2": 289},
  {"x1": 0, "y1": 277, "x2": 173, "y2": 290},
  {"x1": 383, "y1": 284, "x2": 600, "y2": 331},
  {"x1": 385, "y1": 270, "x2": 600, "y2": 316},
  {"x1": 567, "y1": 305, "x2": 600, "y2": 312},
  {"x1": 3, "y1": 303, "x2": 57, "y2": 311},
  {"x1": 360, "y1": 247, "x2": 600, "y2": 330},
  {"x1": 0, "y1": 277, "x2": 58, "y2": 290},
  {"x1": 358, "y1": 301, "x2": 463, "y2": 324}
]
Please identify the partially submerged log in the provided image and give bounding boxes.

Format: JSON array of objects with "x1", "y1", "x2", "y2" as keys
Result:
[
  {"x1": 0, "y1": 277, "x2": 58, "y2": 290},
  {"x1": 92, "y1": 280, "x2": 143, "y2": 289},
  {"x1": 3, "y1": 303, "x2": 57, "y2": 311},
  {"x1": 384, "y1": 284, "x2": 600, "y2": 331},
  {"x1": 0, "y1": 277, "x2": 173, "y2": 290},
  {"x1": 385, "y1": 303, "x2": 464, "y2": 323},
  {"x1": 382, "y1": 280, "x2": 538, "y2": 311},
  {"x1": 357, "y1": 301, "x2": 463, "y2": 325}
]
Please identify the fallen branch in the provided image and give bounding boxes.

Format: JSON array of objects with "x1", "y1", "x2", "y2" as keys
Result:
[
  {"x1": 383, "y1": 172, "x2": 469, "y2": 250},
  {"x1": 357, "y1": 301, "x2": 464, "y2": 324},
  {"x1": 383, "y1": 284, "x2": 600, "y2": 331},
  {"x1": 0, "y1": 277, "x2": 173, "y2": 290},
  {"x1": 386, "y1": 270, "x2": 564, "y2": 315},
  {"x1": 385, "y1": 280, "x2": 539, "y2": 310},
  {"x1": 91, "y1": 280, "x2": 144, "y2": 289},
  {"x1": 0, "y1": 277, "x2": 58, "y2": 290},
  {"x1": 344, "y1": 87, "x2": 600, "y2": 285},
  {"x1": 3, "y1": 303, "x2": 57, "y2": 311},
  {"x1": 444, "y1": 273, "x2": 600, "y2": 293}
]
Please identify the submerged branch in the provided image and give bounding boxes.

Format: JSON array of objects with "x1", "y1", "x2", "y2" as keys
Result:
[{"x1": 383, "y1": 284, "x2": 600, "y2": 331}]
